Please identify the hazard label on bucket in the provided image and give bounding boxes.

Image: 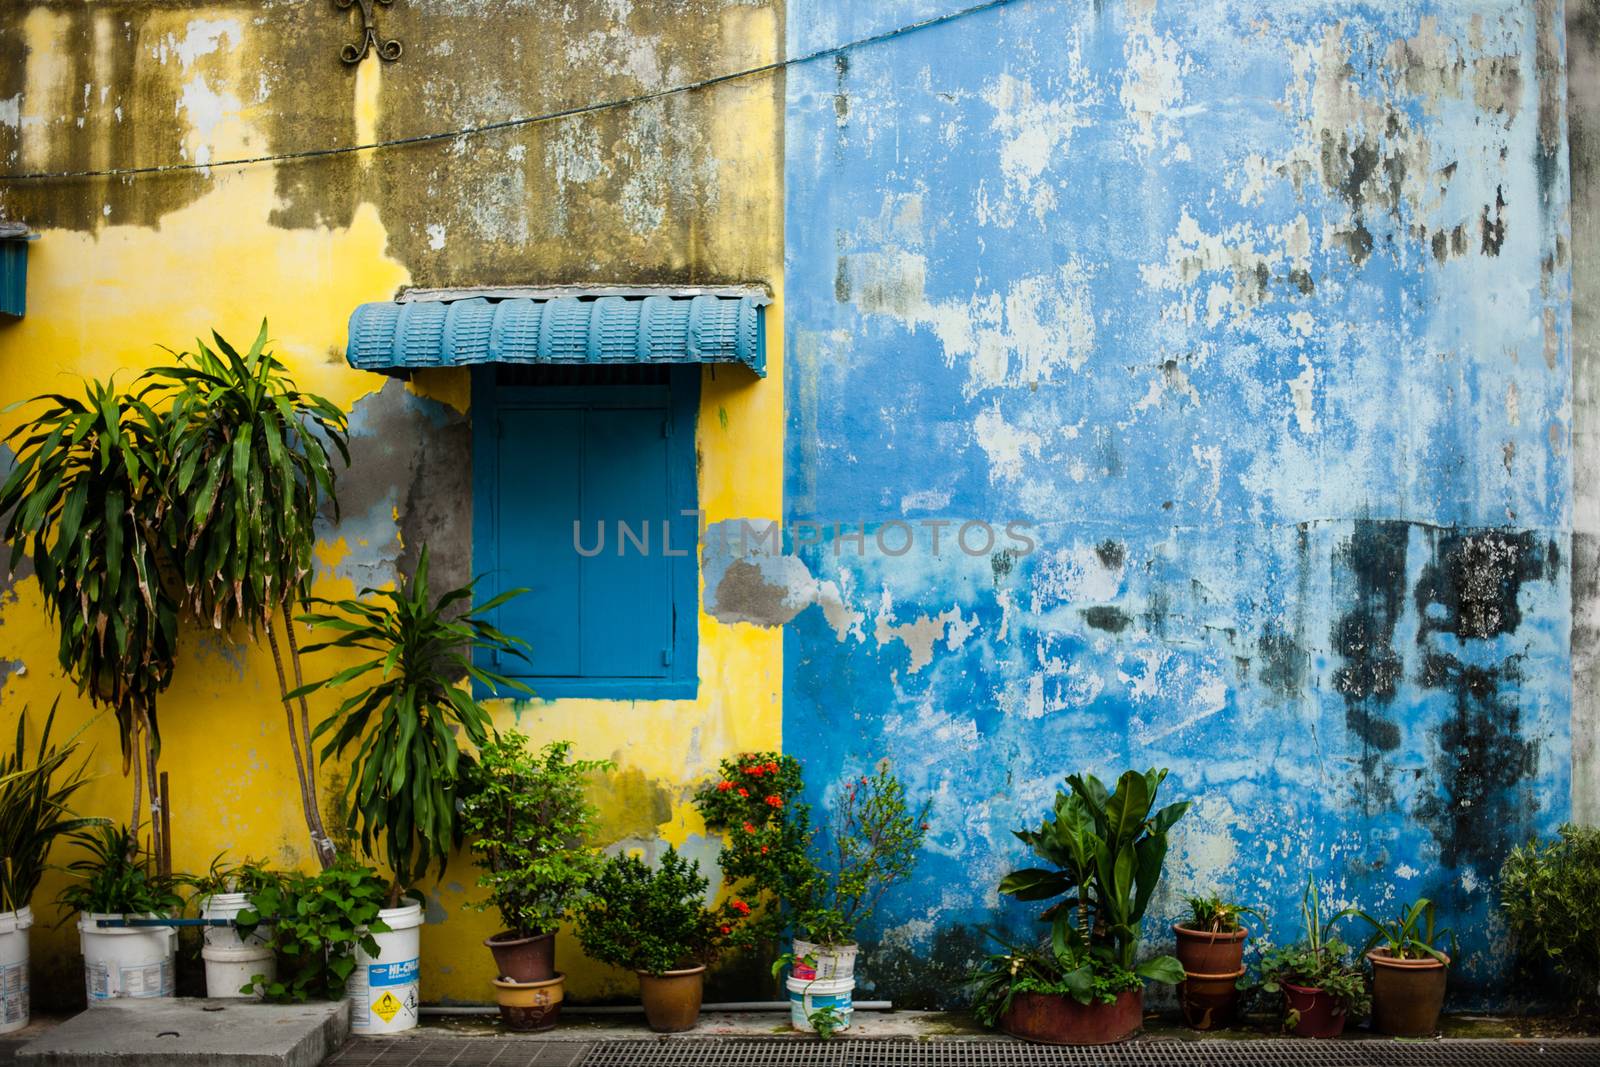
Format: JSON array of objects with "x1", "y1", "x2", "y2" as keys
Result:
[{"x1": 371, "y1": 991, "x2": 401, "y2": 1023}]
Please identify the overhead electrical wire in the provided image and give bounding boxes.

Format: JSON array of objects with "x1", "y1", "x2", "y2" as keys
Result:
[{"x1": 0, "y1": 0, "x2": 1026, "y2": 183}]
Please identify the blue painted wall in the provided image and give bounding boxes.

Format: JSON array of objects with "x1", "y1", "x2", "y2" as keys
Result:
[{"x1": 778, "y1": 0, "x2": 1572, "y2": 1005}]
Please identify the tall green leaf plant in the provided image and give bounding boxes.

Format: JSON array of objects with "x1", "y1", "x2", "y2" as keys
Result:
[
  {"x1": 0, "y1": 702, "x2": 106, "y2": 913},
  {"x1": 295, "y1": 544, "x2": 529, "y2": 894},
  {"x1": 0, "y1": 379, "x2": 180, "y2": 866},
  {"x1": 145, "y1": 322, "x2": 348, "y2": 868}
]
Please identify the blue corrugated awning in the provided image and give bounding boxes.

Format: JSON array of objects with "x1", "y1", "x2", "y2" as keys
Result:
[{"x1": 346, "y1": 289, "x2": 767, "y2": 377}]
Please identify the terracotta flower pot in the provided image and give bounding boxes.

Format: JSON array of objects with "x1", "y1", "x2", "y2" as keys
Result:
[
  {"x1": 1282, "y1": 982, "x2": 1348, "y2": 1039},
  {"x1": 1178, "y1": 968, "x2": 1245, "y2": 1031},
  {"x1": 493, "y1": 973, "x2": 564, "y2": 1032},
  {"x1": 1172, "y1": 924, "x2": 1248, "y2": 975},
  {"x1": 638, "y1": 964, "x2": 706, "y2": 1033},
  {"x1": 1368, "y1": 949, "x2": 1448, "y2": 1037},
  {"x1": 485, "y1": 930, "x2": 556, "y2": 983},
  {"x1": 998, "y1": 988, "x2": 1143, "y2": 1045}
]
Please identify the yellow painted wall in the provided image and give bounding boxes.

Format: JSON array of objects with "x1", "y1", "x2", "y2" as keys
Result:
[{"x1": 0, "y1": 1, "x2": 783, "y2": 1007}]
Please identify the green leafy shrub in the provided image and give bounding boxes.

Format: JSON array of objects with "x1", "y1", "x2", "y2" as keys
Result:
[
  {"x1": 694, "y1": 753, "x2": 929, "y2": 948},
  {"x1": 57, "y1": 824, "x2": 183, "y2": 916},
  {"x1": 574, "y1": 847, "x2": 741, "y2": 976},
  {"x1": 297, "y1": 544, "x2": 530, "y2": 891},
  {"x1": 235, "y1": 860, "x2": 391, "y2": 1002},
  {"x1": 459, "y1": 732, "x2": 612, "y2": 939},
  {"x1": 969, "y1": 938, "x2": 1144, "y2": 1026},
  {"x1": 0, "y1": 702, "x2": 104, "y2": 913},
  {"x1": 794, "y1": 765, "x2": 930, "y2": 946},
  {"x1": 694, "y1": 752, "x2": 814, "y2": 946},
  {"x1": 186, "y1": 855, "x2": 279, "y2": 900},
  {"x1": 1500, "y1": 824, "x2": 1600, "y2": 1009},
  {"x1": 1257, "y1": 877, "x2": 1370, "y2": 1022}
]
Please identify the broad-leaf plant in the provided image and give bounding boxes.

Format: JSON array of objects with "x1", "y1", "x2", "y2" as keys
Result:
[{"x1": 994, "y1": 768, "x2": 1191, "y2": 1003}]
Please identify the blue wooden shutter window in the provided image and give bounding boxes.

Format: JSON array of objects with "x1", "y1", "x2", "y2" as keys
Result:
[{"x1": 472, "y1": 367, "x2": 699, "y2": 699}]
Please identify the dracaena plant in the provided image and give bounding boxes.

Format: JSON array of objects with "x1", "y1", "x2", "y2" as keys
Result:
[
  {"x1": 1352, "y1": 896, "x2": 1454, "y2": 963},
  {"x1": 57, "y1": 823, "x2": 184, "y2": 916},
  {"x1": 1257, "y1": 876, "x2": 1370, "y2": 1021},
  {"x1": 0, "y1": 379, "x2": 180, "y2": 867},
  {"x1": 144, "y1": 322, "x2": 348, "y2": 869},
  {"x1": 0, "y1": 702, "x2": 106, "y2": 914},
  {"x1": 999, "y1": 768, "x2": 1190, "y2": 985},
  {"x1": 296, "y1": 544, "x2": 529, "y2": 893}
]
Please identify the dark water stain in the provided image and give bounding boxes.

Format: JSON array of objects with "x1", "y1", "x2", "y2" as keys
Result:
[
  {"x1": 990, "y1": 550, "x2": 1015, "y2": 585},
  {"x1": 1331, "y1": 520, "x2": 1409, "y2": 811},
  {"x1": 1413, "y1": 528, "x2": 1559, "y2": 641},
  {"x1": 1257, "y1": 626, "x2": 1308, "y2": 700},
  {"x1": 1414, "y1": 653, "x2": 1538, "y2": 888},
  {"x1": 834, "y1": 255, "x2": 852, "y2": 302},
  {"x1": 1082, "y1": 606, "x2": 1130, "y2": 633},
  {"x1": 1480, "y1": 186, "x2": 1508, "y2": 255},
  {"x1": 863, "y1": 922, "x2": 987, "y2": 1009},
  {"x1": 1094, "y1": 539, "x2": 1125, "y2": 569}
]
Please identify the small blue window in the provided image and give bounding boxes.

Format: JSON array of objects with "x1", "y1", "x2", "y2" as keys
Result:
[{"x1": 471, "y1": 364, "x2": 699, "y2": 699}]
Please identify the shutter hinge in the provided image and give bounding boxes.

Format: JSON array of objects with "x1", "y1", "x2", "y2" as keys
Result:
[{"x1": 661, "y1": 647, "x2": 673, "y2": 667}]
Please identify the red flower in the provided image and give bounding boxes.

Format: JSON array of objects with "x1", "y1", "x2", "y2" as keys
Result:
[
  {"x1": 716, "y1": 780, "x2": 734, "y2": 792},
  {"x1": 760, "y1": 846, "x2": 769, "y2": 854},
  {"x1": 746, "y1": 765, "x2": 764, "y2": 776},
  {"x1": 765, "y1": 795, "x2": 783, "y2": 808},
  {"x1": 743, "y1": 822, "x2": 757, "y2": 833},
  {"x1": 738, "y1": 787, "x2": 749, "y2": 797},
  {"x1": 920, "y1": 823, "x2": 930, "y2": 831},
  {"x1": 765, "y1": 761, "x2": 779, "y2": 774},
  {"x1": 731, "y1": 899, "x2": 751, "y2": 915},
  {"x1": 720, "y1": 925, "x2": 732, "y2": 935}
]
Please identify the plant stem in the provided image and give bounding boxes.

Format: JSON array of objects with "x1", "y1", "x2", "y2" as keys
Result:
[
  {"x1": 267, "y1": 615, "x2": 332, "y2": 869},
  {"x1": 281, "y1": 608, "x2": 335, "y2": 868},
  {"x1": 143, "y1": 720, "x2": 165, "y2": 878}
]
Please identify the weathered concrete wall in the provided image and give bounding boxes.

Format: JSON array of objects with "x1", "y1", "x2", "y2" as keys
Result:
[
  {"x1": 0, "y1": 0, "x2": 784, "y2": 1006},
  {"x1": 1571, "y1": 0, "x2": 1599, "y2": 826},
  {"x1": 780, "y1": 0, "x2": 1573, "y2": 1005}
]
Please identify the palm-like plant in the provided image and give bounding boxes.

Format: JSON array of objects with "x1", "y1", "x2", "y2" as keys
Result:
[
  {"x1": 0, "y1": 702, "x2": 106, "y2": 914},
  {"x1": 0, "y1": 379, "x2": 179, "y2": 865},
  {"x1": 144, "y1": 321, "x2": 349, "y2": 868},
  {"x1": 296, "y1": 544, "x2": 529, "y2": 891}
]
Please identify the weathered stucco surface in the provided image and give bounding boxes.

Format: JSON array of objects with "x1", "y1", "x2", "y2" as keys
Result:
[
  {"x1": 782, "y1": 0, "x2": 1576, "y2": 1005},
  {"x1": 0, "y1": 0, "x2": 784, "y2": 1007},
  {"x1": 1570, "y1": 0, "x2": 1599, "y2": 827}
]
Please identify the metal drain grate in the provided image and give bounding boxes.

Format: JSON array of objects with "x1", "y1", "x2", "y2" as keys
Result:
[
  {"x1": 578, "y1": 1039, "x2": 1600, "y2": 1067},
  {"x1": 326, "y1": 1038, "x2": 1600, "y2": 1067},
  {"x1": 325, "y1": 1038, "x2": 594, "y2": 1066}
]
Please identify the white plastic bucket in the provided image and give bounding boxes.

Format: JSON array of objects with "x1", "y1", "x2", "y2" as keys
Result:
[
  {"x1": 200, "y1": 892, "x2": 270, "y2": 949},
  {"x1": 77, "y1": 913, "x2": 176, "y2": 1002},
  {"x1": 346, "y1": 902, "x2": 422, "y2": 1035},
  {"x1": 792, "y1": 939, "x2": 857, "y2": 981},
  {"x1": 0, "y1": 908, "x2": 32, "y2": 1035},
  {"x1": 202, "y1": 944, "x2": 275, "y2": 998},
  {"x1": 787, "y1": 975, "x2": 854, "y2": 1033}
]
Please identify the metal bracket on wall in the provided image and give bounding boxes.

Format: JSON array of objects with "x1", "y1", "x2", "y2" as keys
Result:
[{"x1": 337, "y1": 0, "x2": 402, "y2": 64}]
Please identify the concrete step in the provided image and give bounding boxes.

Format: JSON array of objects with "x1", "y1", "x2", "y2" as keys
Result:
[{"x1": 15, "y1": 1000, "x2": 348, "y2": 1067}]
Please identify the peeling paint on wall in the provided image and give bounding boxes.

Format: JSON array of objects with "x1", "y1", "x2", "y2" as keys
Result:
[{"x1": 785, "y1": 0, "x2": 1572, "y2": 1007}]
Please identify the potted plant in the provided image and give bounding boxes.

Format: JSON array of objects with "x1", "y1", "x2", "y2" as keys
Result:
[
  {"x1": 1173, "y1": 894, "x2": 1262, "y2": 1030},
  {"x1": 186, "y1": 857, "x2": 280, "y2": 999},
  {"x1": 235, "y1": 860, "x2": 393, "y2": 1020},
  {"x1": 58, "y1": 824, "x2": 184, "y2": 1003},
  {"x1": 459, "y1": 732, "x2": 611, "y2": 1031},
  {"x1": 1352, "y1": 897, "x2": 1453, "y2": 1036},
  {"x1": 1258, "y1": 877, "x2": 1369, "y2": 1038},
  {"x1": 1500, "y1": 824, "x2": 1600, "y2": 1014},
  {"x1": 294, "y1": 543, "x2": 530, "y2": 1033},
  {"x1": 574, "y1": 846, "x2": 740, "y2": 1033},
  {"x1": 0, "y1": 703, "x2": 102, "y2": 1032},
  {"x1": 991, "y1": 768, "x2": 1190, "y2": 1044},
  {"x1": 693, "y1": 752, "x2": 929, "y2": 1033}
]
